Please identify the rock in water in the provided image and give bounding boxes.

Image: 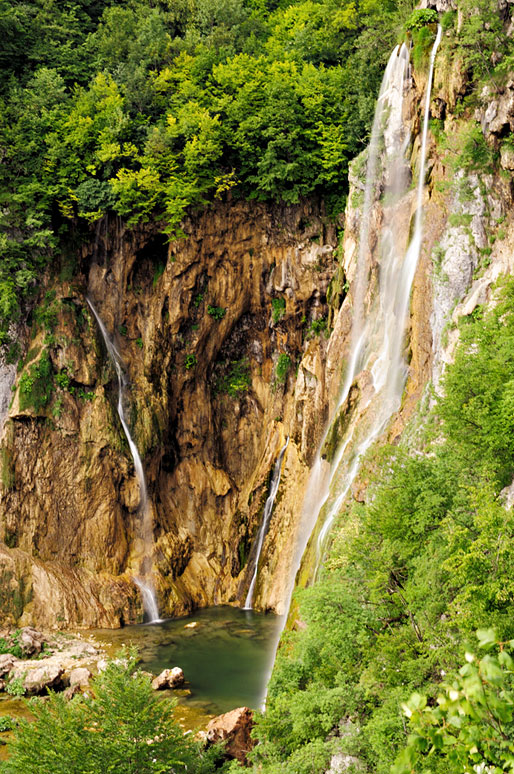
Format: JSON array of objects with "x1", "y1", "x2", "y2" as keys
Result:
[
  {"x1": 151, "y1": 667, "x2": 185, "y2": 690},
  {"x1": 205, "y1": 707, "x2": 255, "y2": 764}
]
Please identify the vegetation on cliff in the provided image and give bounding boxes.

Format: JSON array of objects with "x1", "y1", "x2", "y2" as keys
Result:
[
  {"x1": 0, "y1": 0, "x2": 412, "y2": 346},
  {"x1": 250, "y1": 279, "x2": 514, "y2": 773}
]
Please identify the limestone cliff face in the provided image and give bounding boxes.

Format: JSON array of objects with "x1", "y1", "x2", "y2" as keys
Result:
[
  {"x1": 1, "y1": 25, "x2": 513, "y2": 631},
  {"x1": 290, "y1": 26, "x2": 514, "y2": 588},
  {"x1": 0, "y1": 199, "x2": 339, "y2": 627}
]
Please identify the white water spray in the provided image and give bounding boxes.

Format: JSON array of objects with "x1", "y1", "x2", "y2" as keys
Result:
[
  {"x1": 87, "y1": 299, "x2": 161, "y2": 623},
  {"x1": 310, "y1": 25, "x2": 442, "y2": 575},
  {"x1": 270, "y1": 26, "x2": 442, "y2": 654},
  {"x1": 244, "y1": 438, "x2": 289, "y2": 611}
]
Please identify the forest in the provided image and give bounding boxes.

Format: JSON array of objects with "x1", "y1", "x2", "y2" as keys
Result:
[{"x1": 0, "y1": 0, "x2": 407, "y2": 348}]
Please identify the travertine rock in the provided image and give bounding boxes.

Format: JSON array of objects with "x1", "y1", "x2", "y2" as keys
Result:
[
  {"x1": 69, "y1": 667, "x2": 92, "y2": 688},
  {"x1": 151, "y1": 667, "x2": 185, "y2": 690},
  {"x1": 0, "y1": 200, "x2": 338, "y2": 626},
  {"x1": 205, "y1": 706, "x2": 255, "y2": 764}
]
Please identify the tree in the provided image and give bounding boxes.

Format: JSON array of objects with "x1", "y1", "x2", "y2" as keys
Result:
[
  {"x1": 1, "y1": 651, "x2": 218, "y2": 774},
  {"x1": 393, "y1": 631, "x2": 514, "y2": 774}
]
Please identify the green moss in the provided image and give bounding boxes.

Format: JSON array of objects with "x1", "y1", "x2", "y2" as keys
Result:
[
  {"x1": 271, "y1": 297, "x2": 286, "y2": 325},
  {"x1": 321, "y1": 403, "x2": 353, "y2": 463},
  {"x1": 18, "y1": 349, "x2": 54, "y2": 412},
  {"x1": 274, "y1": 353, "x2": 291, "y2": 387},
  {"x1": 1, "y1": 447, "x2": 15, "y2": 491}
]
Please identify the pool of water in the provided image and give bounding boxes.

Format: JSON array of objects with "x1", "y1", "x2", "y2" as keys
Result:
[{"x1": 93, "y1": 606, "x2": 282, "y2": 720}]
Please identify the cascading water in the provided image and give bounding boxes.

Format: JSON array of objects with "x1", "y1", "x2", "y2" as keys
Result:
[
  {"x1": 270, "y1": 26, "x2": 442, "y2": 657},
  {"x1": 87, "y1": 299, "x2": 161, "y2": 623},
  {"x1": 244, "y1": 438, "x2": 289, "y2": 611},
  {"x1": 311, "y1": 26, "x2": 442, "y2": 575}
]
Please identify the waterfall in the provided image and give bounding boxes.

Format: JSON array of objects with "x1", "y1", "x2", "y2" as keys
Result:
[
  {"x1": 244, "y1": 438, "x2": 289, "y2": 611},
  {"x1": 311, "y1": 25, "x2": 442, "y2": 575},
  {"x1": 87, "y1": 299, "x2": 161, "y2": 623},
  {"x1": 270, "y1": 26, "x2": 442, "y2": 648}
]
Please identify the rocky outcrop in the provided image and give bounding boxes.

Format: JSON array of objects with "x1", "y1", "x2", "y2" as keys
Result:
[
  {"x1": 0, "y1": 199, "x2": 339, "y2": 626},
  {"x1": 205, "y1": 706, "x2": 255, "y2": 765},
  {"x1": 151, "y1": 667, "x2": 185, "y2": 690}
]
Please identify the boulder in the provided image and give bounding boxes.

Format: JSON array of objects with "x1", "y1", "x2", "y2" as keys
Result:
[
  {"x1": 18, "y1": 665, "x2": 64, "y2": 696},
  {"x1": 326, "y1": 752, "x2": 365, "y2": 773},
  {"x1": 0, "y1": 654, "x2": 18, "y2": 677},
  {"x1": 151, "y1": 668, "x2": 185, "y2": 690},
  {"x1": 63, "y1": 683, "x2": 83, "y2": 701},
  {"x1": 19, "y1": 627, "x2": 47, "y2": 657},
  {"x1": 205, "y1": 707, "x2": 255, "y2": 764},
  {"x1": 69, "y1": 667, "x2": 92, "y2": 688}
]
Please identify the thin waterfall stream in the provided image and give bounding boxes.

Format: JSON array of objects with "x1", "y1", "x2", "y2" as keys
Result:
[
  {"x1": 263, "y1": 27, "x2": 442, "y2": 700},
  {"x1": 244, "y1": 438, "x2": 289, "y2": 610},
  {"x1": 87, "y1": 299, "x2": 161, "y2": 623}
]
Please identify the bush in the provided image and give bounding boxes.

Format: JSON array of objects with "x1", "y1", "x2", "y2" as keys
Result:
[
  {"x1": 207, "y1": 305, "x2": 226, "y2": 320},
  {"x1": 0, "y1": 716, "x2": 16, "y2": 733},
  {"x1": 0, "y1": 631, "x2": 23, "y2": 659},
  {"x1": 274, "y1": 353, "x2": 291, "y2": 386},
  {"x1": 216, "y1": 359, "x2": 251, "y2": 398},
  {"x1": 405, "y1": 9, "x2": 439, "y2": 31},
  {"x1": 271, "y1": 297, "x2": 286, "y2": 325},
  {"x1": 393, "y1": 631, "x2": 514, "y2": 774},
  {"x1": 18, "y1": 350, "x2": 54, "y2": 412},
  {"x1": 0, "y1": 651, "x2": 218, "y2": 774}
]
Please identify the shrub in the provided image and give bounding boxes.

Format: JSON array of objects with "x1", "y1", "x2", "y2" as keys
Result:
[
  {"x1": 0, "y1": 631, "x2": 23, "y2": 659},
  {"x1": 0, "y1": 716, "x2": 16, "y2": 733},
  {"x1": 216, "y1": 359, "x2": 251, "y2": 398},
  {"x1": 33, "y1": 291, "x2": 59, "y2": 333},
  {"x1": 5, "y1": 675, "x2": 25, "y2": 698},
  {"x1": 393, "y1": 631, "x2": 514, "y2": 774},
  {"x1": 271, "y1": 297, "x2": 286, "y2": 325},
  {"x1": 275, "y1": 353, "x2": 291, "y2": 386},
  {"x1": 405, "y1": 9, "x2": 438, "y2": 31},
  {"x1": 0, "y1": 651, "x2": 218, "y2": 774},
  {"x1": 18, "y1": 350, "x2": 54, "y2": 412},
  {"x1": 185, "y1": 353, "x2": 197, "y2": 370},
  {"x1": 207, "y1": 305, "x2": 226, "y2": 320}
]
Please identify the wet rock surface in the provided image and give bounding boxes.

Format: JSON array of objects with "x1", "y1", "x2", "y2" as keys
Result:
[
  {"x1": 151, "y1": 667, "x2": 185, "y2": 690},
  {"x1": 0, "y1": 199, "x2": 338, "y2": 626}
]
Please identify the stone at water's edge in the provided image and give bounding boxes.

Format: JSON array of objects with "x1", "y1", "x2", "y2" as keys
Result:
[
  {"x1": 12, "y1": 664, "x2": 64, "y2": 696},
  {"x1": 69, "y1": 667, "x2": 92, "y2": 688},
  {"x1": 205, "y1": 706, "x2": 255, "y2": 765},
  {"x1": 151, "y1": 667, "x2": 185, "y2": 690}
]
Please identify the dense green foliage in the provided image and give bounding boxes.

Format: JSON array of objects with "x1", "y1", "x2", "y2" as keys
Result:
[
  {"x1": 0, "y1": 631, "x2": 23, "y2": 660},
  {"x1": 405, "y1": 9, "x2": 438, "y2": 31},
  {"x1": 394, "y1": 631, "x2": 514, "y2": 773},
  {"x1": 252, "y1": 279, "x2": 514, "y2": 772},
  {"x1": 0, "y1": 651, "x2": 218, "y2": 774},
  {"x1": 0, "y1": 0, "x2": 413, "y2": 344}
]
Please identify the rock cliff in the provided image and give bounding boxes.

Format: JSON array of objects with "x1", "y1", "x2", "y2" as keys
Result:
[
  {"x1": 0, "y1": 19, "x2": 512, "y2": 630},
  {"x1": 0, "y1": 199, "x2": 339, "y2": 627}
]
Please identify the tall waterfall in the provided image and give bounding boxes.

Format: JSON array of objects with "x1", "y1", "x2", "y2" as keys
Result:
[
  {"x1": 87, "y1": 299, "x2": 161, "y2": 623},
  {"x1": 278, "y1": 27, "x2": 442, "y2": 637},
  {"x1": 244, "y1": 438, "x2": 289, "y2": 611}
]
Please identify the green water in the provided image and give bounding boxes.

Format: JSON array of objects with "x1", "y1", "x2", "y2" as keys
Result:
[{"x1": 94, "y1": 606, "x2": 282, "y2": 719}]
